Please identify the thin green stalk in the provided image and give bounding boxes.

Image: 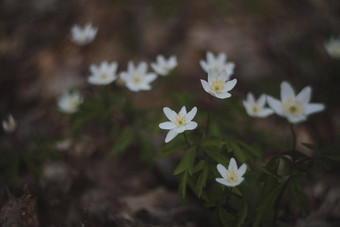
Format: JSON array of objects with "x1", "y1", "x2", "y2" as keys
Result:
[
  {"x1": 204, "y1": 96, "x2": 214, "y2": 138},
  {"x1": 289, "y1": 123, "x2": 296, "y2": 165},
  {"x1": 271, "y1": 177, "x2": 290, "y2": 227},
  {"x1": 183, "y1": 132, "x2": 190, "y2": 148}
]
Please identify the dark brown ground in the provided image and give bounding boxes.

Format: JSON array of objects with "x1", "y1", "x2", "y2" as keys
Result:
[{"x1": 1, "y1": 0, "x2": 340, "y2": 226}]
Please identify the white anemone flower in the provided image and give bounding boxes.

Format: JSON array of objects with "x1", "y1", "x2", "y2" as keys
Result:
[
  {"x1": 2, "y1": 114, "x2": 16, "y2": 133},
  {"x1": 267, "y1": 81, "x2": 325, "y2": 124},
  {"x1": 243, "y1": 93, "x2": 274, "y2": 118},
  {"x1": 120, "y1": 61, "x2": 157, "y2": 92},
  {"x1": 324, "y1": 37, "x2": 340, "y2": 59},
  {"x1": 200, "y1": 51, "x2": 235, "y2": 77},
  {"x1": 200, "y1": 69, "x2": 237, "y2": 99},
  {"x1": 159, "y1": 106, "x2": 198, "y2": 143},
  {"x1": 58, "y1": 91, "x2": 83, "y2": 114},
  {"x1": 216, "y1": 158, "x2": 246, "y2": 187},
  {"x1": 71, "y1": 23, "x2": 98, "y2": 46},
  {"x1": 151, "y1": 55, "x2": 177, "y2": 76},
  {"x1": 88, "y1": 61, "x2": 118, "y2": 85}
]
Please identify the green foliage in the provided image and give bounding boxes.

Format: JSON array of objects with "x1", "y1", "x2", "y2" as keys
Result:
[{"x1": 108, "y1": 126, "x2": 134, "y2": 156}]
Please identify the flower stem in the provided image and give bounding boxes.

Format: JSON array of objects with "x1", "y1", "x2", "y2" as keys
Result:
[
  {"x1": 204, "y1": 96, "x2": 214, "y2": 138},
  {"x1": 271, "y1": 177, "x2": 290, "y2": 227},
  {"x1": 183, "y1": 132, "x2": 190, "y2": 148},
  {"x1": 289, "y1": 123, "x2": 296, "y2": 164}
]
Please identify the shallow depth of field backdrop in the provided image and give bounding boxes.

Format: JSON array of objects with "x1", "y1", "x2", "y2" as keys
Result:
[{"x1": 0, "y1": 0, "x2": 340, "y2": 226}]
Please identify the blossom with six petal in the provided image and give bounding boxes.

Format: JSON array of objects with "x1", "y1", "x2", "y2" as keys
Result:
[
  {"x1": 88, "y1": 61, "x2": 118, "y2": 85},
  {"x1": 2, "y1": 114, "x2": 16, "y2": 134},
  {"x1": 200, "y1": 51, "x2": 235, "y2": 76},
  {"x1": 120, "y1": 62, "x2": 157, "y2": 92},
  {"x1": 267, "y1": 81, "x2": 325, "y2": 123},
  {"x1": 159, "y1": 106, "x2": 198, "y2": 143},
  {"x1": 71, "y1": 23, "x2": 98, "y2": 46},
  {"x1": 58, "y1": 91, "x2": 83, "y2": 114},
  {"x1": 216, "y1": 158, "x2": 246, "y2": 187},
  {"x1": 324, "y1": 37, "x2": 340, "y2": 59},
  {"x1": 151, "y1": 55, "x2": 177, "y2": 76},
  {"x1": 243, "y1": 93, "x2": 274, "y2": 118},
  {"x1": 201, "y1": 69, "x2": 237, "y2": 99}
]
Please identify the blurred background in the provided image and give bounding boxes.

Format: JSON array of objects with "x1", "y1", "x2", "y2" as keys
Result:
[{"x1": 0, "y1": 0, "x2": 340, "y2": 226}]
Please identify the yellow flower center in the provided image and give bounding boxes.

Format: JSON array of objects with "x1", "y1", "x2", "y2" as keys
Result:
[
  {"x1": 133, "y1": 76, "x2": 141, "y2": 84},
  {"x1": 226, "y1": 170, "x2": 238, "y2": 184},
  {"x1": 283, "y1": 99, "x2": 303, "y2": 116},
  {"x1": 252, "y1": 106, "x2": 259, "y2": 114},
  {"x1": 99, "y1": 73, "x2": 108, "y2": 80},
  {"x1": 175, "y1": 114, "x2": 186, "y2": 127},
  {"x1": 211, "y1": 80, "x2": 224, "y2": 93}
]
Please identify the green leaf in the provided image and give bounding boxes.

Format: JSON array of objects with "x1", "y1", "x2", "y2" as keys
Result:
[
  {"x1": 155, "y1": 142, "x2": 186, "y2": 160},
  {"x1": 204, "y1": 148, "x2": 229, "y2": 166},
  {"x1": 229, "y1": 141, "x2": 247, "y2": 162},
  {"x1": 289, "y1": 178, "x2": 309, "y2": 214},
  {"x1": 173, "y1": 147, "x2": 196, "y2": 175},
  {"x1": 179, "y1": 170, "x2": 189, "y2": 198},
  {"x1": 196, "y1": 161, "x2": 209, "y2": 197},
  {"x1": 138, "y1": 132, "x2": 156, "y2": 164},
  {"x1": 108, "y1": 127, "x2": 134, "y2": 156},
  {"x1": 218, "y1": 208, "x2": 235, "y2": 227},
  {"x1": 254, "y1": 177, "x2": 289, "y2": 227},
  {"x1": 200, "y1": 138, "x2": 226, "y2": 148},
  {"x1": 236, "y1": 201, "x2": 248, "y2": 227}
]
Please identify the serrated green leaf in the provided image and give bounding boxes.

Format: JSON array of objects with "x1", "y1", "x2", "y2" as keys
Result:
[
  {"x1": 218, "y1": 208, "x2": 235, "y2": 227},
  {"x1": 236, "y1": 201, "x2": 248, "y2": 227},
  {"x1": 179, "y1": 170, "x2": 189, "y2": 198},
  {"x1": 200, "y1": 138, "x2": 226, "y2": 148},
  {"x1": 289, "y1": 178, "x2": 309, "y2": 213},
  {"x1": 173, "y1": 147, "x2": 196, "y2": 175},
  {"x1": 196, "y1": 162, "x2": 209, "y2": 197},
  {"x1": 230, "y1": 141, "x2": 247, "y2": 162},
  {"x1": 108, "y1": 127, "x2": 134, "y2": 156},
  {"x1": 155, "y1": 142, "x2": 186, "y2": 160},
  {"x1": 204, "y1": 148, "x2": 229, "y2": 166}
]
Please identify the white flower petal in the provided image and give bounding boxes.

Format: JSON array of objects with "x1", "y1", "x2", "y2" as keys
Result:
[
  {"x1": 217, "y1": 53, "x2": 226, "y2": 63},
  {"x1": 215, "y1": 92, "x2": 231, "y2": 99},
  {"x1": 163, "y1": 107, "x2": 177, "y2": 121},
  {"x1": 237, "y1": 164, "x2": 247, "y2": 177},
  {"x1": 304, "y1": 103, "x2": 325, "y2": 115},
  {"x1": 185, "y1": 121, "x2": 197, "y2": 130},
  {"x1": 228, "y1": 158, "x2": 238, "y2": 172},
  {"x1": 165, "y1": 128, "x2": 178, "y2": 143},
  {"x1": 137, "y1": 62, "x2": 148, "y2": 73},
  {"x1": 218, "y1": 70, "x2": 229, "y2": 82},
  {"x1": 257, "y1": 94, "x2": 266, "y2": 107},
  {"x1": 267, "y1": 95, "x2": 284, "y2": 116},
  {"x1": 200, "y1": 61, "x2": 209, "y2": 73},
  {"x1": 179, "y1": 106, "x2": 187, "y2": 116},
  {"x1": 247, "y1": 92, "x2": 255, "y2": 105},
  {"x1": 176, "y1": 127, "x2": 186, "y2": 134},
  {"x1": 224, "y1": 79, "x2": 237, "y2": 91},
  {"x1": 201, "y1": 79, "x2": 211, "y2": 94},
  {"x1": 296, "y1": 86, "x2": 311, "y2": 104},
  {"x1": 207, "y1": 51, "x2": 214, "y2": 63},
  {"x1": 216, "y1": 178, "x2": 236, "y2": 187},
  {"x1": 281, "y1": 81, "x2": 295, "y2": 102},
  {"x1": 217, "y1": 164, "x2": 228, "y2": 178},
  {"x1": 257, "y1": 108, "x2": 274, "y2": 118},
  {"x1": 287, "y1": 115, "x2": 307, "y2": 124},
  {"x1": 185, "y1": 107, "x2": 197, "y2": 122},
  {"x1": 159, "y1": 122, "x2": 176, "y2": 130}
]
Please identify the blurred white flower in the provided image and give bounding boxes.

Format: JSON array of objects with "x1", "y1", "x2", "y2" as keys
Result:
[
  {"x1": 2, "y1": 114, "x2": 16, "y2": 133},
  {"x1": 159, "y1": 106, "x2": 198, "y2": 143},
  {"x1": 58, "y1": 91, "x2": 83, "y2": 114},
  {"x1": 151, "y1": 55, "x2": 177, "y2": 76},
  {"x1": 120, "y1": 61, "x2": 157, "y2": 92},
  {"x1": 324, "y1": 37, "x2": 340, "y2": 59},
  {"x1": 216, "y1": 158, "x2": 246, "y2": 187},
  {"x1": 267, "y1": 81, "x2": 325, "y2": 124},
  {"x1": 88, "y1": 61, "x2": 118, "y2": 85},
  {"x1": 71, "y1": 23, "x2": 98, "y2": 46},
  {"x1": 243, "y1": 93, "x2": 274, "y2": 118},
  {"x1": 200, "y1": 69, "x2": 237, "y2": 99},
  {"x1": 200, "y1": 51, "x2": 235, "y2": 77}
]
